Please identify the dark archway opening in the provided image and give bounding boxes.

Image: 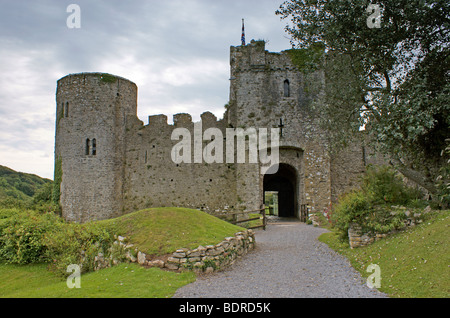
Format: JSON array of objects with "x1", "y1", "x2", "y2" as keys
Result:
[{"x1": 263, "y1": 163, "x2": 297, "y2": 218}]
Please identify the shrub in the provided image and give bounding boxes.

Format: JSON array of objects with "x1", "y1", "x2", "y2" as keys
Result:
[
  {"x1": 0, "y1": 209, "x2": 126, "y2": 276},
  {"x1": 43, "y1": 222, "x2": 122, "y2": 276},
  {"x1": 332, "y1": 190, "x2": 373, "y2": 240},
  {"x1": 32, "y1": 182, "x2": 53, "y2": 204},
  {"x1": 332, "y1": 165, "x2": 422, "y2": 241},
  {"x1": 0, "y1": 197, "x2": 29, "y2": 210},
  {"x1": 0, "y1": 210, "x2": 64, "y2": 264},
  {"x1": 361, "y1": 165, "x2": 422, "y2": 205}
]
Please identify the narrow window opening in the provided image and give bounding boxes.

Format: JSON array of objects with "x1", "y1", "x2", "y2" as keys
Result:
[
  {"x1": 92, "y1": 138, "x2": 97, "y2": 156},
  {"x1": 85, "y1": 139, "x2": 90, "y2": 155},
  {"x1": 283, "y1": 79, "x2": 290, "y2": 97},
  {"x1": 65, "y1": 102, "x2": 69, "y2": 117},
  {"x1": 144, "y1": 150, "x2": 148, "y2": 164}
]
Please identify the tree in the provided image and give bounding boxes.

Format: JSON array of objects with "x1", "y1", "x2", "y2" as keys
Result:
[{"x1": 276, "y1": 0, "x2": 449, "y2": 198}]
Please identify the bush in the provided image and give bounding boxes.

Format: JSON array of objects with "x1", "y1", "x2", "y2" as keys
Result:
[
  {"x1": 0, "y1": 209, "x2": 126, "y2": 275},
  {"x1": 0, "y1": 210, "x2": 64, "y2": 264},
  {"x1": 332, "y1": 190, "x2": 373, "y2": 240},
  {"x1": 32, "y1": 182, "x2": 53, "y2": 204},
  {"x1": 0, "y1": 197, "x2": 29, "y2": 210},
  {"x1": 362, "y1": 165, "x2": 422, "y2": 205},
  {"x1": 332, "y1": 165, "x2": 423, "y2": 241},
  {"x1": 31, "y1": 181, "x2": 61, "y2": 215},
  {"x1": 44, "y1": 222, "x2": 125, "y2": 276}
]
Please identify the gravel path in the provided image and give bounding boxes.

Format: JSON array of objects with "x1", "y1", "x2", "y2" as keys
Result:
[{"x1": 174, "y1": 221, "x2": 387, "y2": 298}]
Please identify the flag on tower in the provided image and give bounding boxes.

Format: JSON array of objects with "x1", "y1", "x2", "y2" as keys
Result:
[{"x1": 241, "y1": 18, "x2": 246, "y2": 46}]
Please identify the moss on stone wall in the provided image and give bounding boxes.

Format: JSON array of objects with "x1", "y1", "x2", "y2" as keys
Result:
[
  {"x1": 286, "y1": 42, "x2": 325, "y2": 73},
  {"x1": 52, "y1": 157, "x2": 62, "y2": 206},
  {"x1": 56, "y1": 106, "x2": 63, "y2": 127},
  {"x1": 99, "y1": 73, "x2": 117, "y2": 83}
]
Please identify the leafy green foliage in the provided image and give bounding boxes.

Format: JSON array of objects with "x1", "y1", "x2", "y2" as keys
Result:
[
  {"x1": 0, "y1": 210, "x2": 64, "y2": 264},
  {"x1": 332, "y1": 190, "x2": 373, "y2": 238},
  {"x1": 286, "y1": 42, "x2": 325, "y2": 73},
  {"x1": 332, "y1": 165, "x2": 423, "y2": 239},
  {"x1": 362, "y1": 165, "x2": 422, "y2": 205},
  {"x1": 0, "y1": 207, "x2": 122, "y2": 276},
  {"x1": 0, "y1": 164, "x2": 59, "y2": 214},
  {"x1": 277, "y1": 0, "x2": 449, "y2": 195},
  {"x1": 0, "y1": 165, "x2": 52, "y2": 202},
  {"x1": 52, "y1": 157, "x2": 62, "y2": 206},
  {"x1": 44, "y1": 222, "x2": 117, "y2": 276},
  {"x1": 436, "y1": 139, "x2": 450, "y2": 207}
]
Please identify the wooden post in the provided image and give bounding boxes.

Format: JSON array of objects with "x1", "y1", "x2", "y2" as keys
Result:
[{"x1": 261, "y1": 204, "x2": 266, "y2": 230}]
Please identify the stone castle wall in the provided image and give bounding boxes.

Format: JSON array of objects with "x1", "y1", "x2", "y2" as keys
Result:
[
  {"x1": 122, "y1": 111, "x2": 238, "y2": 215},
  {"x1": 55, "y1": 42, "x2": 370, "y2": 223},
  {"x1": 55, "y1": 73, "x2": 137, "y2": 222},
  {"x1": 228, "y1": 41, "x2": 333, "y2": 214}
]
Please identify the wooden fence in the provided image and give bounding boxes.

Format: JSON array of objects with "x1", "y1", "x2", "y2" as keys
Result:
[
  {"x1": 214, "y1": 204, "x2": 310, "y2": 229},
  {"x1": 300, "y1": 204, "x2": 309, "y2": 223},
  {"x1": 213, "y1": 205, "x2": 267, "y2": 230}
]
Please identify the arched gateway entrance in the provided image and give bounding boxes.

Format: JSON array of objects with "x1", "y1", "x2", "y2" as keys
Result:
[{"x1": 263, "y1": 163, "x2": 298, "y2": 218}]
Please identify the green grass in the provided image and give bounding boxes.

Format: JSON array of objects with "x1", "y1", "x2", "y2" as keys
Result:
[
  {"x1": 246, "y1": 213, "x2": 264, "y2": 228},
  {"x1": 99, "y1": 207, "x2": 245, "y2": 256},
  {"x1": 0, "y1": 262, "x2": 195, "y2": 298},
  {"x1": 0, "y1": 207, "x2": 243, "y2": 297},
  {"x1": 319, "y1": 210, "x2": 450, "y2": 298}
]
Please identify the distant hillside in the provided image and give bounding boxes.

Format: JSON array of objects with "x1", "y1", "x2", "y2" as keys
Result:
[{"x1": 0, "y1": 165, "x2": 52, "y2": 201}]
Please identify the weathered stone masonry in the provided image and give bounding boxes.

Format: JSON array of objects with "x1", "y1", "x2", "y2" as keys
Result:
[
  {"x1": 93, "y1": 229, "x2": 255, "y2": 273},
  {"x1": 55, "y1": 40, "x2": 374, "y2": 223}
]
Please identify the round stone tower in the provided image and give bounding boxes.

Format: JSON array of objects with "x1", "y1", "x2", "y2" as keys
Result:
[{"x1": 55, "y1": 73, "x2": 137, "y2": 222}]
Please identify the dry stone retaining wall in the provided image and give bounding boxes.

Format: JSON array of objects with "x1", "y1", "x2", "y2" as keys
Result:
[
  {"x1": 98, "y1": 230, "x2": 256, "y2": 273},
  {"x1": 347, "y1": 206, "x2": 432, "y2": 248},
  {"x1": 150, "y1": 229, "x2": 255, "y2": 273},
  {"x1": 348, "y1": 224, "x2": 387, "y2": 249}
]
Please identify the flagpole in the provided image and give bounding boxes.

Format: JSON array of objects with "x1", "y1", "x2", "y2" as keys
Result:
[{"x1": 241, "y1": 18, "x2": 246, "y2": 46}]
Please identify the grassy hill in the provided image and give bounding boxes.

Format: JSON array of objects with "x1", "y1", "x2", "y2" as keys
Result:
[
  {"x1": 0, "y1": 165, "x2": 52, "y2": 201},
  {"x1": 0, "y1": 207, "x2": 244, "y2": 297},
  {"x1": 99, "y1": 207, "x2": 245, "y2": 256}
]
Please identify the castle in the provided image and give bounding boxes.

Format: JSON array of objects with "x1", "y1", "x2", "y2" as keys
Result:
[{"x1": 55, "y1": 40, "x2": 377, "y2": 223}]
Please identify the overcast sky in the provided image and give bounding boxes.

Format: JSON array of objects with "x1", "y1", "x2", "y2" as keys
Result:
[{"x1": 0, "y1": 0, "x2": 292, "y2": 179}]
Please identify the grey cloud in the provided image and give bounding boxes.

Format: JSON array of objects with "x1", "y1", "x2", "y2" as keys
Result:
[{"x1": 0, "y1": 0, "x2": 291, "y2": 177}]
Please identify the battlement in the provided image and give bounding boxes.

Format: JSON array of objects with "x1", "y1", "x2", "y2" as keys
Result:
[
  {"x1": 144, "y1": 111, "x2": 223, "y2": 131},
  {"x1": 173, "y1": 113, "x2": 193, "y2": 127},
  {"x1": 148, "y1": 114, "x2": 168, "y2": 127}
]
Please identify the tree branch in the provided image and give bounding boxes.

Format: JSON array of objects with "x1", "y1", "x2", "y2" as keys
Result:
[{"x1": 389, "y1": 156, "x2": 437, "y2": 195}]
